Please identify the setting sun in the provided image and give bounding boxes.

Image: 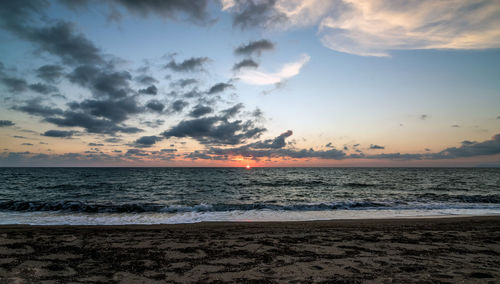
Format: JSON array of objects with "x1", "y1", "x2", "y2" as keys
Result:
[{"x1": 246, "y1": 165, "x2": 251, "y2": 169}]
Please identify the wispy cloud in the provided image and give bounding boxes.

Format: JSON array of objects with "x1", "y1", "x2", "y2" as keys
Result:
[
  {"x1": 223, "y1": 0, "x2": 500, "y2": 57},
  {"x1": 237, "y1": 54, "x2": 310, "y2": 85},
  {"x1": 319, "y1": 0, "x2": 500, "y2": 56}
]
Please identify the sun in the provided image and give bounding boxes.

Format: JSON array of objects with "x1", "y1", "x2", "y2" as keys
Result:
[{"x1": 245, "y1": 165, "x2": 251, "y2": 169}]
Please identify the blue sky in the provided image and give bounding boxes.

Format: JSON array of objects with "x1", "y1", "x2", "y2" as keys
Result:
[{"x1": 0, "y1": 0, "x2": 499, "y2": 166}]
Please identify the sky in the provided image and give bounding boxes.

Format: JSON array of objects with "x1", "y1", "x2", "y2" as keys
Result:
[{"x1": 0, "y1": 0, "x2": 499, "y2": 167}]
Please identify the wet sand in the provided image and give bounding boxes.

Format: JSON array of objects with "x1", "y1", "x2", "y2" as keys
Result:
[{"x1": 0, "y1": 216, "x2": 499, "y2": 283}]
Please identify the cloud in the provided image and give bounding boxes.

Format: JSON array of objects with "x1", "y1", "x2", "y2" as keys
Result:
[
  {"x1": 13, "y1": 99, "x2": 64, "y2": 117},
  {"x1": 29, "y1": 83, "x2": 58, "y2": 94},
  {"x1": 68, "y1": 65, "x2": 132, "y2": 98},
  {"x1": 232, "y1": 59, "x2": 259, "y2": 71},
  {"x1": 36, "y1": 65, "x2": 64, "y2": 83},
  {"x1": 24, "y1": 21, "x2": 104, "y2": 65},
  {"x1": 165, "y1": 57, "x2": 210, "y2": 72},
  {"x1": 1, "y1": 76, "x2": 28, "y2": 93},
  {"x1": 135, "y1": 75, "x2": 158, "y2": 85},
  {"x1": 171, "y1": 78, "x2": 198, "y2": 88},
  {"x1": 21, "y1": 143, "x2": 34, "y2": 146},
  {"x1": 420, "y1": 114, "x2": 428, "y2": 120},
  {"x1": 162, "y1": 115, "x2": 266, "y2": 145},
  {"x1": 223, "y1": 0, "x2": 500, "y2": 57},
  {"x1": 69, "y1": 97, "x2": 142, "y2": 123},
  {"x1": 138, "y1": 85, "x2": 158, "y2": 95},
  {"x1": 171, "y1": 100, "x2": 189, "y2": 112},
  {"x1": 319, "y1": 0, "x2": 500, "y2": 56},
  {"x1": 134, "y1": 135, "x2": 163, "y2": 148},
  {"x1": 229, "y1": 0, "x2": 286, "y2": 29},
  {"x1": 45, "y1": 111, "x2": 142, "y2": 135},
  {"x1": 432, "y1": 134, "x2": 500, "y2": 159},
  {"x1": 207, "y1": 82, "x2": 233, "y2": 94},
  {"x1": 110, "y1": 0, "x2": 211, "y2": 23},
  {"x1": 42, "y1": 130, "x2": 75, "y2": 138},
  {"x1": 189, "y1": 105, "x2": 213, "y2": 117},
  {"x1": 0, "y1": 120, "x2": 15, "y2": 127},
  {"x1": 248, "y1": 130, "x2": 293, "y2": 149},
  {"x1": 369, "y1": 144, "x2": 385, "y2": 150},
  {"x1": 205, "y1": 130, "x2": 347, "y2": 160},
  {"x1": 237, "y1": 54, "x2": 310, "y2": 85},
  {"x1": 146, "y1": 100, "x2": 165, "y2": 112},
  {"x1": 234, "y1": 39, "x2": 274, "y2": 56},
  {"x1": 221, "y1": 103, "x2": 244, "y2": 118}
]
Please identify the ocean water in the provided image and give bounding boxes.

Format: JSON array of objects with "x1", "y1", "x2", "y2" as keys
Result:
[{"x1": 0, "y1": 167, "x2": 499, "y2": 225}]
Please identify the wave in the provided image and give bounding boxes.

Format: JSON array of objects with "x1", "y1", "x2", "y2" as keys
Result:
[
  {"x1": 0, "y1": 200, "x2": 394, "y2": 213},
  {"x1": 413, "y1": 193, "x2": 500, "y2": 203},
  {"x1": 1, "y1": 196, "x2": 499, "y2": 213}
]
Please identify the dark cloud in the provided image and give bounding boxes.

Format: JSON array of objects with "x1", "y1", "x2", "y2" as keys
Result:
[
  {"x1": 135, "y1": 75, "x2": 158, "y2": 86},
  {"x1": 420, "y1": 114, "x2": 428, "y2": 120},
  {"x1": 42, "y1": 130, "x2": 74, "y2": 138},
  {"x1": 138, "y1": 85, "x2": 158, "y2": 95},
  {"x1": 105, "y1": 137, "x2": 122, "y2": 143},
  {"x1": 207, "y1": 82, "x2": 233, "y2": 94},
  {"x1": 325, "y1": 142, "x2": 333, "y2": 148},
  {"x1": 231, "y1": 0, "x2": 286, "y2": 29},
  {"x1": 0, "y1": 120, "x2": 15, "y2": 127},
  {"x1": 249, "y1": 130, "x2": 293, "y2": 149},
  {"x1": 197, "y1": 130, "x2": 345, "y2": 160},
  {"x1": 186, "y1": 150, "x2": 227, "y2": 160},
  {"x1": 206, "y1": 146, "x2": 347, "y2": 161},
  {"x1": 234, "y1": 39, "x2": 274, "y2": 56},
  {"x1": 171, "y1": 78, "x2": 198, "y2": 88},
  {"x1": 146, "y1": 100, "x2": 165, "y2": 112},
  {"x1": 171, "y1": 100, "x2": 189, "y2": 112},
  {"x1": 0, "y1": 1, "x2": 48, "y2": 31},
  {"x1": 1, "y1": 76, "x2": 28, "y2": 93},
  {"x1": 189, "y1": 105, "x2": 213, "y2": 117},
  {"x1": 69, "y1": 97, "x2": 142, "y2": 122},
  {"x1": 125, "y1": 148, "x2": 149, "y2": 156},
  {"x1": 182, "y1": 88, "x2": 202, "y2": 98},
  {"x1": 221, "y1": 103, "x2": 244, "y2": 119},
  {"x1": 68, "y1": 65, "x2": 132, "y2": 98},
  {"x1": 45, "y1": 111, "x2": 142, "y2": 134},
  {"x1": 232, "y1": 59, "x2": 259, "y2": 71},
  {"x1": 134, "y1": 135, "x2": 163, "y2": 148},
  {"x1": 22, "y1": 21, "x2": 103, "y2": 66},
  {"x1": 142, "y1": 119, "x2": 165, "y2": 128},
  {"x1": 369, "y1": 144, "x2": 385, "y2": 150},
  {"x1": 161, "y1": 148, "x2": 177, "y2": 153},
  {"x1": 13, "y1": 99, "x2": 64, "y2": 117},
  {"x1": 162, "y1": 115, "x2": 266, "y2": 145},
  {"x1": 432, "y1": 134, "x2": 500, "y2": 159},
  {"x1": 36, "y1": 65, "x2": 64, "y2": 83},
  {"x1": 165, "y1": 57, "x2": 210, "y2": 72},
  {"x1": 29, "y1": 83, "x2": 58, "y2": 94},
  {"x1": 451, "y1": 124, "x2": 460, "y2": 128},
  {"x1": 21, "y1": 143, "x2": 34, "y2": 146},
  {"x1": 88, "y1": 143, "x2": 104, "y2": 146},
  {"x1": 112, "y1": 0, "x2": 210, "y2": 23}
]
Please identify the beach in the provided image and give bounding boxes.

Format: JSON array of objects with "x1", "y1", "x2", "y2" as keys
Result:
[{"x1": 0, "y1": 216, "x2": 499, "y2": 283}]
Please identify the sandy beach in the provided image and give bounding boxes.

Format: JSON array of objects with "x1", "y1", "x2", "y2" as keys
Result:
[{"x1": 0, "y1": 216, "x2": 499, "y2": 283}]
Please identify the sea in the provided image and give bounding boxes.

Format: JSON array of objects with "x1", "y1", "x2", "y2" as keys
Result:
[{"x1": 0, "y1": 167, "x2": 499, "y2": 225}]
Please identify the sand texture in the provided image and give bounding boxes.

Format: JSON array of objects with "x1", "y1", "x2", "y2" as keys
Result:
[{"x1": 0, "y1": 216, "x2": 499, "y2": 283}]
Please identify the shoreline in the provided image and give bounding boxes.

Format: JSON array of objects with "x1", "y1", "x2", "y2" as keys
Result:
[
  {"x1": 1, "y1": 216, "x2": 499, "y2": 282},
  {"x1": 0, "y1": 214, "x2": 499, "y2": 228}
]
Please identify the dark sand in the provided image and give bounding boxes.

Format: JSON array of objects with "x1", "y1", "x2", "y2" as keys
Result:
[{"x1": 1, "y1": 216, "x2": 499, "y2": 283}]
